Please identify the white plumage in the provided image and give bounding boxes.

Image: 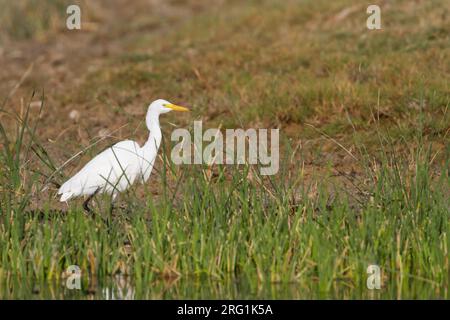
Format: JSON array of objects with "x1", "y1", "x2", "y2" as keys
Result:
[
  {"x1": 58, "y1": 99, "x2": 189, "y2": 210},
  {"x1": 58, "y1": 140, "x2": 143, "y2": 201}
]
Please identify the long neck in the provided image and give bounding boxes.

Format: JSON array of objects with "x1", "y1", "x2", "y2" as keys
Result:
[
  {"x1": 143, "y1": 109, "x2": 162, "y2": 152},
  {"x1": 139, "y1": 110, "x2": 162, "y2": 183}
]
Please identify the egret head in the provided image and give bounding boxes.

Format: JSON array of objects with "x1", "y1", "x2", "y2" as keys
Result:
[
  {"x1": 146, "y1": 99, "x2": 189, "y2": 131},
  {"x1": 148, "y1": 99, "x2": 189, "y2": 115}
]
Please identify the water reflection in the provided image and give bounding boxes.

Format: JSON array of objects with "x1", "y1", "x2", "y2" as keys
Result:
[
  {"x1": 102, "y1": 275, "x2": 135, "y2": 300},
  {"x1": 0, "y1": 274, "x2": 447, "y2": 299}
]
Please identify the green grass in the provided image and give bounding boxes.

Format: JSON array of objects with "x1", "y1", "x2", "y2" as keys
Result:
[
  {"x1": 0, "y1": 0, "x2": 98, "y2": 43},
  {"x1": 0, "y1": 96, "x2": 449, "y2": 299}
]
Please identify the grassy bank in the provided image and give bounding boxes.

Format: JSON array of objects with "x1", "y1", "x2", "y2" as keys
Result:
[
  {"x1": 0, "y1": 100, "x2": 449, "y2": 298},
  {"x1": 0, "y1": 0, "x2": 449, "y2": 299}
]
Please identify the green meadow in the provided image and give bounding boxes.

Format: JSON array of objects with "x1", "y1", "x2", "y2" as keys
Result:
[{"x1": 0, "y1": 0, "x2": 448, "y2": 299}]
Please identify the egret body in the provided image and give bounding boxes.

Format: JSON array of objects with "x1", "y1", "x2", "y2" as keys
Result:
[{"x1": 57, "y1": 99, "x2": 188, "y2": 211}]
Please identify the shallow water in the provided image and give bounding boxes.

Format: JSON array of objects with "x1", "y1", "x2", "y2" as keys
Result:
[{"x1": 0, "y1": 275, "x2": 447, "y2": 299}]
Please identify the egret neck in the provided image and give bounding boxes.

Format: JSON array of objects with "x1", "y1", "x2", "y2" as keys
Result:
[{"x1": 141, "y1": 108, "x2": 162, "y2": 182}]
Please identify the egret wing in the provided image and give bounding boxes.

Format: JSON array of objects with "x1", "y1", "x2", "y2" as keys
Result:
[{"x1": 58, "y1": 140, "x2": 141, "y2": 200}]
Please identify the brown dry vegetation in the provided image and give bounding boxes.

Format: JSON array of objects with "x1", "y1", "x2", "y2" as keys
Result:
[
  {"x1": 0, "y1": 0, "x2": 447, "y2": 215},
  {"x1": 2, "y1": 0, "x2": 449, "y2": 208},
  {"x1": 1, "y1": 1, "x2": 448, "y2": 153}
]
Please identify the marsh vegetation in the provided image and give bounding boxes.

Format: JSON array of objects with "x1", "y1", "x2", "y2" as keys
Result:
[{"x1": 0, "y1": 0, "x2": 448, "y2": 299}]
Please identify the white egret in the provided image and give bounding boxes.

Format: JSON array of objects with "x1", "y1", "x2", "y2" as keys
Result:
[{"x1": 58, "y1": 99, "x2": 189, "y2": 212}]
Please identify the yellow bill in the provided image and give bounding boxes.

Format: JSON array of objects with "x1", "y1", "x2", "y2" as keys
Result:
[{"x1": 165, "y1": 103, "x2": 189, "y2": 112}]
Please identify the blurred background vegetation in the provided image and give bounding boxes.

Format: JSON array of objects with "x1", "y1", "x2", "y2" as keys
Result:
[{"x1": 0, "y1": 0, "x2": 448, "y2": 156}]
